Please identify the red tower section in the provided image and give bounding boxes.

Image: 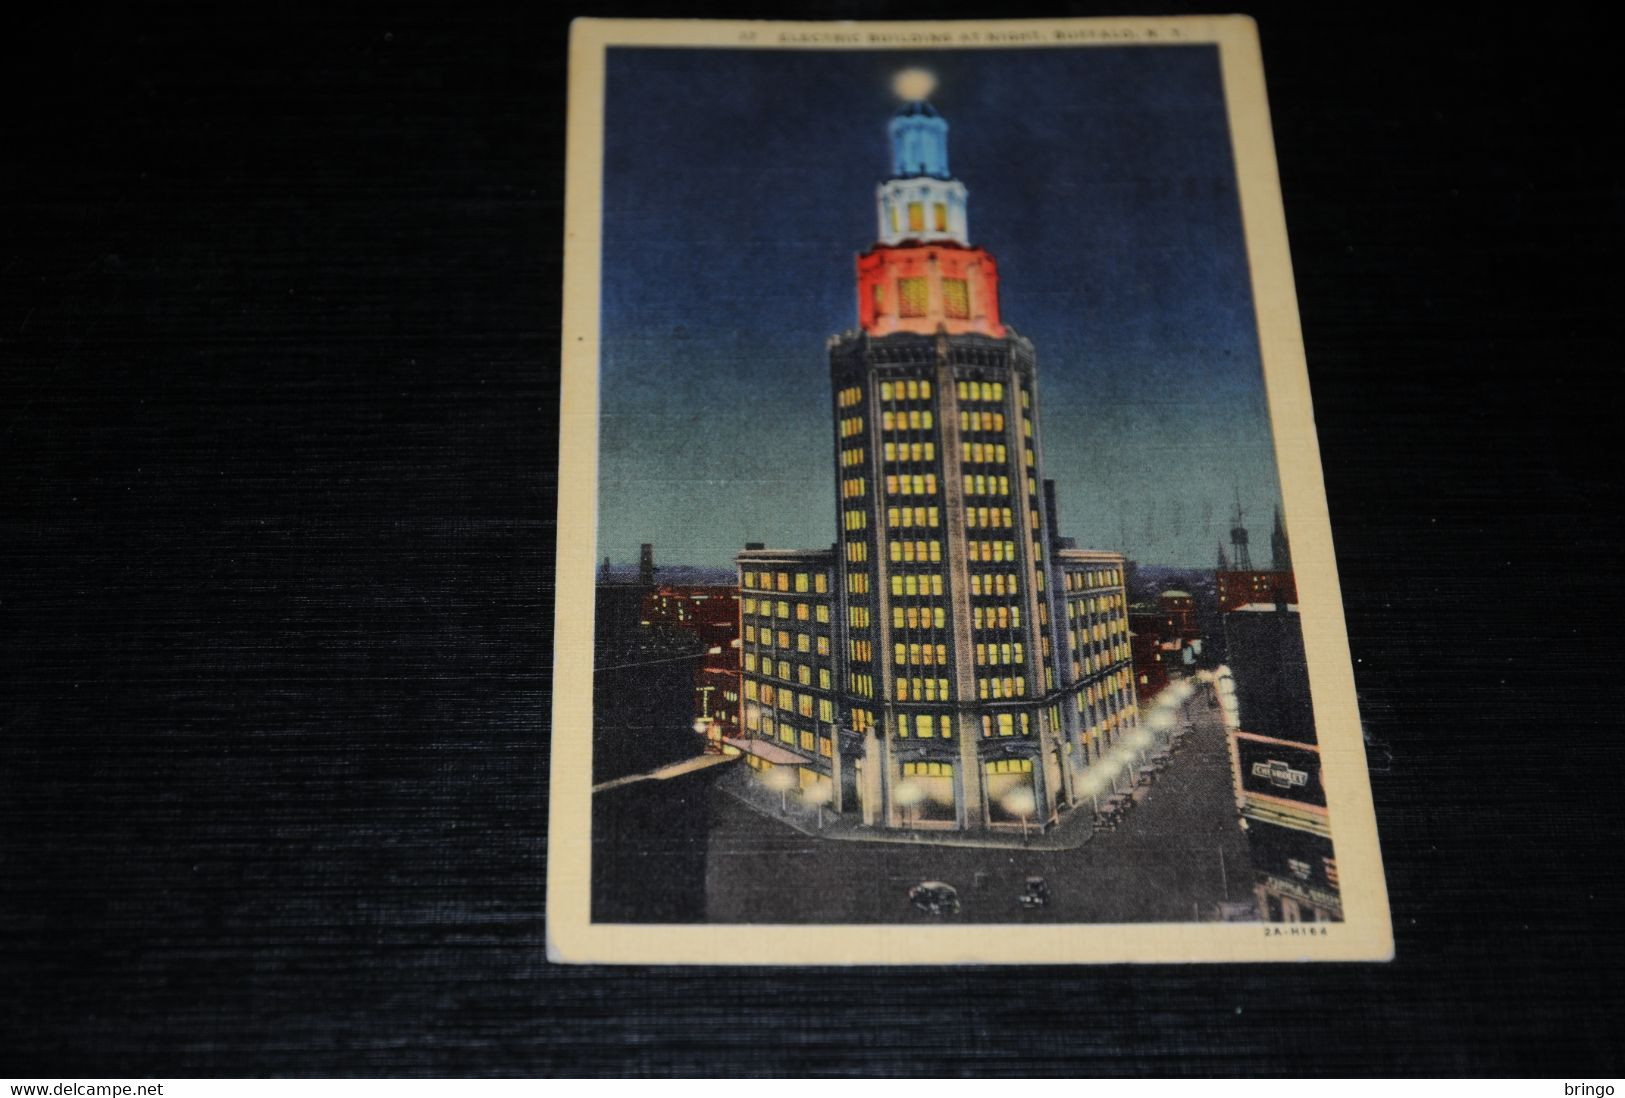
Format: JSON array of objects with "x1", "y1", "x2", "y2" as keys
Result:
[{"x1": 856, "y1": 243, "x2": 1004, "y2": 338}]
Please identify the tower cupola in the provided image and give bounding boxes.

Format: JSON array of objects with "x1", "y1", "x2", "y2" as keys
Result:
[
  {"x1": 888, "y1": 101, "x2": 950, "y2": 179},
  {"x1": 860, "y1": 80, "x2": 1001, "y2": 337}
]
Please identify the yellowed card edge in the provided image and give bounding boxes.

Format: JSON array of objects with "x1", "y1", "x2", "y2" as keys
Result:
[{"x1": 547, "y1": 14, "x2": 1394, "y2": 966}]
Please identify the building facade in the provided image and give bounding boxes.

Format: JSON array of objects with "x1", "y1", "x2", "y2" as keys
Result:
[
  {"x1": 1224, "y1": 601, "x2": 1342, "y2": 922},
  {"x1": 1218, "y1": 508, "x2": 1298, "y2": 612},
  {"x1": 734, "y1": 97, "x2": 1137, "y2": 834}
]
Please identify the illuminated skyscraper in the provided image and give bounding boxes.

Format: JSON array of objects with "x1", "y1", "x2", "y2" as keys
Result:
[{"x1": 736, "y1": 88, "x2": 1138, "y2": 834}]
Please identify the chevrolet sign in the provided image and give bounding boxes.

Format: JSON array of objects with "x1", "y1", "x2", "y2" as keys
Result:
[{"x1": 1252, "y1": 759, "x2": 1309, "y2": 789}]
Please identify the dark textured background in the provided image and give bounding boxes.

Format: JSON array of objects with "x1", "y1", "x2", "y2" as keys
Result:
[{"x1": 4, "y1": 0, "x2": 1622, "y2": 1078}]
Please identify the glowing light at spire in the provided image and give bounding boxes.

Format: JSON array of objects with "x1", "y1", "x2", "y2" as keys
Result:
[{"x1": 892, "y1": 68, "x2": 937, "y2": 101}]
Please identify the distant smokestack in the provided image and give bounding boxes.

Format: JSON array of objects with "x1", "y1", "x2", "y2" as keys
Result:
[{"x1": 638, "y1": 543, "x2": 656, "y2": 586}]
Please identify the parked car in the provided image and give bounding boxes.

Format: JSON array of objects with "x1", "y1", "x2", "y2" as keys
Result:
[
  {"x1": 1017, "y1": 876, "x2": 1050, "y2": 909},
  {"x1": 908, "y1": 881, "x2": 960, "y2": 916}
]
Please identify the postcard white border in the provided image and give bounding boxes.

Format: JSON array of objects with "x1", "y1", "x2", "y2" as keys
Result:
[{"x1": 550, "y1": 15, "x2": 1393, "y2": 965}]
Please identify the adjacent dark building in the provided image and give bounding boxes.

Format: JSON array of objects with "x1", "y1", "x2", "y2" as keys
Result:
[{"x1": 1224, "y1": 598, "x2": 1341, "y2": 922}]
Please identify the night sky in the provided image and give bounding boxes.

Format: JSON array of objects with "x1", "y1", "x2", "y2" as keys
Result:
[{"x1": 598, "y1": 44, "x2": 1284, "y2": 570}]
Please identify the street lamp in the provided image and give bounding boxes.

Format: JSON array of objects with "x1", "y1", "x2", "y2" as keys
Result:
[
  {"x1": 761, "y1": 764, "x2": 796, "y2": 814},
  {"x1": 1079, "y1": 764, "x2": 1111, "y2": 813},
  {"x1": 802, "y1": 780, "x2": 835, "y2": 830},
  {"x1": 1001, "y1": 787, "x2": 1038, "y2": 841},
  {"x1": 893, "y1": 779, "x2": 926, "y2": 830}
]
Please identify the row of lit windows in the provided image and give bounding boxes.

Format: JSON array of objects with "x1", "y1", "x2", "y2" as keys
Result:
[
  {"x1": 741, "y1": 570, "x2": 829, "y2": 593},
  {"x1": 841, "y1": 447, "x2": 864, "y2": 468},
  {"x1": 843, "y1": 509, "x2": 867, "y2": 531},
  {"x1": 979, "y1": 677, "x2": 1028, "y2": 700},
  {"x1": 1069, "y1": 593, "x2": 1125, "y2": 617},
  {"x1": 966, "y1": 507, "x2": 1014, "y2": 530},
  {"x1": 881, "y1": 409, "x2": 934, "y2": 432},
  {"x1": 960, "y1": 410, "x2": 1005, "y2": 433},
  {"x1": 886, "y1": 473, "x2": 938, "y2": 496},
  {"x1": 969, "y1": 540, "x2": 1018, "y2": 563},
  {"x1": 1073, "y1": 618, "x2": 1128, "y2": 644},
  {"x1": 883, "y1": 441, "x2": 935, "y2": 463},
  {"x1": 850, "y1": 672, "x2": 874, "y2": 698},
  {"x1": 848, "y1": 573, "x2": 870, "y2": 595},
  {"x1": 881, "y1": 276, "x2": 971, "y2": 321},
  {"x1": 1080, "y1": 671, "x2": 1134, "y2": 704},
  {"x1": 890, "y1": 573, "x2": 944, "y2": 598},
  {"x1": 1064, "y1": 567, "x2": 1123, "y2": 591},
  {"x1": 970, "y1": 573, "x2": 1020, "y2": 597},
  {"x1": 890, "y1": 198, "x2": 951, "y2": 234},
  {"x1": 983, "y1": 712, "x2": 1032, "y2": 738},
  {"x1": 894, "y1": 642, "x2": 948, "y2": 666},
  {"x1": 839, "y1": 415, "x2": 864, "y2": 438},
  {"x1": 956, "y1": 380, "x2": 1004, "y2": 403},
  {"x1": 850, "y1": 639, "x2": 874, "y2": 662},
  {"x1": 964, "y1": 474, "x2": 1010, "y2": 497},
  {"x1": 899, "y1": 717, "x2": 955, "y2": 742},
  {"x1": 889, "y1": 539, "x2": 942, "y2": 564},
  {"x1": 743, "y1": 680, "x2": 824, "y2": 718},
  {"x1": 962, "y1": 442, "x2": 1008, "y2": 465},
  {"x1": 841, "y1": 477, "x2": 866, "y2": 499},
  {"x1": 743, "y1": 625, "x2": 830, "y2": 656},
  {"x1": 977, "y1": 641, "x2": 1024, "y2": 666},
  {"x1": 987, "y1": 757, "x2": 1032, "y2": 774},
  {"x1": 846, "y1": 541, "x2": 868, "y2": 563},
  {"x1": 742, "y1": 598, "x2": 830, "y2": 625},
  {"x1": 744, "y1": 656, "x2": 833, "y2": 690},
  {"x1": 746, "y1": 711, "x2": 835, "y2": 750},
  {"x1": 851, "y1": 707, "x2": 875, "y2": 733},
  {"x1": 893, "y1": 605, "x2": 947, "y2": 631},
  {"x1": 879, "y1": 379, "x2": 932, "y2": 402},
  {"x1": 888, "y1": 506, "x2": 939, "y2": 529},
  {"x1": 973, "y1": 604, "x2": 1023, "y2": 630},
  {"x1": 896, "y1": 677, "x2": 951, "y2": 702},
  {"x1": 1022, "y1": 417, "x2": 1033, "y2": 438},
  {"x1": 836, "y1": 385, "x2": 863, "y2": 408},
  {"x1": 850, "y1": 606, "x2": 872, "y2": 628},
  {"x1": 1073, "y1": 646, "x2": 1129, "y2": 678}
]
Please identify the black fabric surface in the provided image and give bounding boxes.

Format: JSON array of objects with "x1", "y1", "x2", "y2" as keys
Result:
[{"x1": 4, "y1": 1, "x2": 1621, "y2": 1077}]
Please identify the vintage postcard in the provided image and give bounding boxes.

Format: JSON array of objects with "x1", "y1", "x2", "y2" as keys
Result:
[{"x1": 550, "y1": 15, "x2": 1393, "y2": 964}]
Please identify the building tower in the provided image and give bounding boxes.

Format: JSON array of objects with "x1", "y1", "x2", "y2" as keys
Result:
[
  {"x1": 1270, "y1": 506, "x2": 1292, "y2": 572},
  {"x1": 1228, "y1": 492, "x2": 1253, "y2": 571},
  {"x1": 638, "y1": 543, "x2": 657, "y2": 587},
  {"x1": 737, "y1": 85, "x2": 1138, "y2": 835}
]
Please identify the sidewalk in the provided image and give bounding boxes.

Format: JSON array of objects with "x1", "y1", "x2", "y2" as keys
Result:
[{"x1": 715, "y1": 765, "x2": 1102, "y2": 851}]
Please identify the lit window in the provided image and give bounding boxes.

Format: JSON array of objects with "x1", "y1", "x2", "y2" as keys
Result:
[
  {"x1": 899, "y1": 277, "x2": 928, "y2": 317},
  {"x1": 934, "y1": 203, "x2": 948, "y2": 231},
  {"x1": 907, "y1": 202, "x2": 924, "y2": 232},
  {"x1": 942, "y1": 278, "x2": 969, "y2": 319}
]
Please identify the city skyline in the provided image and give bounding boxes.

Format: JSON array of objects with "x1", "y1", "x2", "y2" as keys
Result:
[{"x1": 599, "y1": 45, "x2": 1284, "y2": 570}]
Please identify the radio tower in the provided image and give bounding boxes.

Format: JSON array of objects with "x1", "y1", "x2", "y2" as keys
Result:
[{"x1": 1228, "y1": 490, "x2": 1252, "y2": 571}]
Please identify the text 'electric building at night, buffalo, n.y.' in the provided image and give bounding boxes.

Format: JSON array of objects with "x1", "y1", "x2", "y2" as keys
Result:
[{"x1": 733, "y1": 86, "x2": 1140, "y2": 835}]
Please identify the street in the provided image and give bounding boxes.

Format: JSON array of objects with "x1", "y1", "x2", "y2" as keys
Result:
[{"x1": 702, "y1": 687, "x2": 1257, "y2": 923}]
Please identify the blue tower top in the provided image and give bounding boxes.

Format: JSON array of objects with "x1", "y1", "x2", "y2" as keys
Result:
[{"x1": 888, "y1": 101, "x2": 949, "y2": 180}]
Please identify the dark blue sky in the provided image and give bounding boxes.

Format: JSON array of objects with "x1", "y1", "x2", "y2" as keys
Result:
[{"x1": 598, "y1": 45, "x2": 1284, "y2": 570}]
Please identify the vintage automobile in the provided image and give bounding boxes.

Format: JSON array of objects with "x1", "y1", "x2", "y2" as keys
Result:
[
  {"x1": 907, "y1": 880, "x2": 961, "y2": 916},
  {"x1": 1017, "y1": 876, "x2": 1050, "y2": 909}
]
